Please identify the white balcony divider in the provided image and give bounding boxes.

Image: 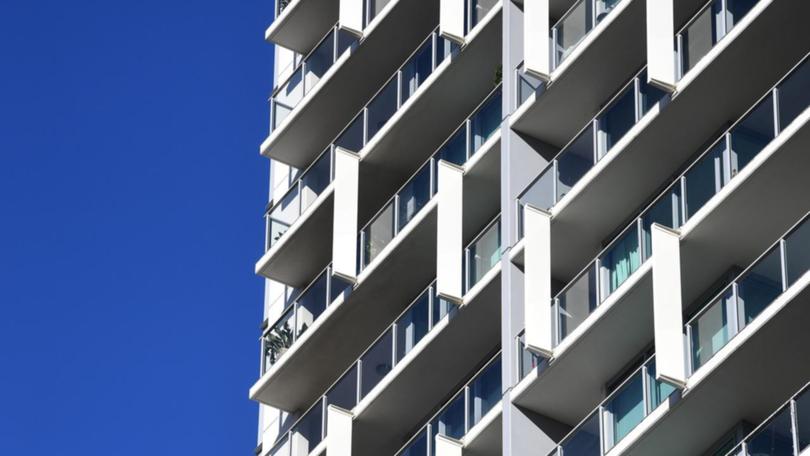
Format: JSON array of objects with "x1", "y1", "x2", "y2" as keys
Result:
[
  {"x1": 523, "y1": 205, "x2": 554, "y2": 357},
  {"x1": 646, "y1": 0, "x2": 676, "y2": 91},
  {"x1": 339, "y1": 0, "x2": 364, "y2": 37},
  {"x1": 650, "y1": 224, "x2": 686, "y2": 388},
  {"x1": 524, "y1": 0, "x2": 551, "y2": 81},
  {"x1": 435, "y1": 434, "x2": 464, "y2": 456},
  {"x1": 437, "y1": 161, "x2": 465, "y2": 303},
  {"x1": 332, "y1": 149, "x2": 361, "y2": 282},
  {"x1": 441, "y1": 0, "x2": 466, "y2": 44},
  {"x1": 326, "y1": 405, "x2": 353, "y2": 456}
]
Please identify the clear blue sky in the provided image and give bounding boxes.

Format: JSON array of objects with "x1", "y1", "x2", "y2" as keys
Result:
[{"x1": 0, "y1": 1, "x2": 273, "y2": 454}]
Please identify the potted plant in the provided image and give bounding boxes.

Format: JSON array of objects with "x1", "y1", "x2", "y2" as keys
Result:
[{"x1": 265, "y1": 323, "x2": 294, "y2": 364}]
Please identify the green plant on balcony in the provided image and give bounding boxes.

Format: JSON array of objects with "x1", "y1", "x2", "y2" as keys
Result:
[
  {"x1": 278, "y1": 0, "x2": 292, "y2": 13},
  {"x1": 265, "y1": 323, "x2": 294, "y2": 364}
]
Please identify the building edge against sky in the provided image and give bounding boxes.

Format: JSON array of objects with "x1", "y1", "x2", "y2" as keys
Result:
[{"x1": 252, "y1": 1, "x2": 810, "y2": 456}]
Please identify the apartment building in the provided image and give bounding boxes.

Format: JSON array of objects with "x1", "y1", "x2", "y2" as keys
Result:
[{"x1": 250, "y1": 0, "x2": 810, "y2": 455}]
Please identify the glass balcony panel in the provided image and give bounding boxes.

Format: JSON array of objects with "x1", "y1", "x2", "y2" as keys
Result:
[
  {"x1": 518, "y1": 70, "x2": 544, "y2": 106},
  {"x1": 557, "y1": 127, "x2": 595, "y2": 201},
  {"x1": 595, "y1": 0, "x2": 621, "y2": 22},
  {"x1": 786, "y1": 219, "x2": 810, "y2": 288},
  {"x1": 330, "y1": 274, "x2": 352, "y2": 302},
  {"x1": 725, "y1": 0, "x2": 758, "y2": 30},
  {"x1": 777, "y1": 59, "x2": 810, "y2": 129},
  {"x1": 690, "y1": 287, "x2": 734, "y2": 371},
  {"x1": 641, "y1": 184, "x2": 683, "y2": 260},
  {"x1": 265, "y1": 306, "x2": 295, "y2": 369},
  {"x1": 395, "y1": 291, "x2": 430, "y2": 363},
  {"x1": 746, "y1": 406, "x2": 794, "y2": 456},
  {"x1": 737, "y1": 247, "x2": 783, "y2": 327},
  {"x1": 557, "y1": 263, "x2": 598, "y2": 341},
  {"x1": 560, "y1": 412, "x2": 601, "y2": 456},
  {"x1": 397, "y1": 162, "x2": 432, "y2": 231},
  {"x1": 684, "y1": 139, "x2": 726, "y2": 219},
  {"x1": 335, "y1": 113, "x2": 365, "y2": 152},
  {"x1": 304, "y1": 30, "x2": 336, "y2": 92},
  {"x1": 367, "y1": 77, "x2": 399, "y2": 140},
  {"x1": 435, "y1": 36, "x2": 458, "y2": 65},
  {"x1": 300, "y1": 151, "x2": 332, "y2": 209},
  {"x1": 468, "y1": 357, "x2": 502, "y2": 428},
  {"x1": 269, "y1": 435, "x2": 290, "y2": 456},
  {"x1": 360, "y1": 328, "x2": 394, "y2": 399},
  {"x1": 273, "y1": 101, "x2": 294, "y2": 130},
  {"x1": 337, "y1": 29, "x2": 356, "y2": 56},
  {"x1": 431, "y1": 394, "x2": 466, "y2": 441},
  {"x1": 436, "y1": 127, "x2": 467, "y2": 167},
  {"x1": 730, "y1": 96, "x2": 775, "y2": 175},
  {"x1": 327, "y1": 367, "x2": 358, "y2": 411},
  {"x1": 555, "y1": 0, "x2": 592, "y2": 66},
  {"x1": 518, "y1": 333, "x2": 544, "y2": 379},
  {"x1": 399, "y1": 429, "x2": 428, "y2": 456},
  {"x1": 797, "y1": 388, "x2": 810, "y2": 451},
  {"x1": 646, "y1": 360, "x2": 676, "y2": 410},
  {"x1": 401, "y1": 40, "x2": 434, "y2": 105},
  {"x1": 432, "y1": 293, "x2": 455, "y2": 324},
  {"x1": 363, "y1": 202, "x2": 395, "y2": 268},
  {"x1": 275, "y1": 70, "x2": 305, "y2": 118},
  {"x1": 296, "y1": 272, "x2": 328, "y2": 337},
  {"x1": 291, "y1": 402, "x2": 324, "y2": 455},
  {"x1": 468, "y1": 219, "x2": 502, "y2": 291},
  {"x1": 519, "y1": 167, "x2": 555, "y2": 216},
  {"x1": 604, "y1": 372, "x2": 644, "y2": 449},
  {"x1": 367, "y1": 0, "x2": 392, "y2": 24},
  {"x1": 471, "y1": 90, "x2": 502, "y2": 153},
  {"x1": 597, "y1": 85, "x2": 636, "y2": 157},
  {"x1": 680, "y1": 1, "x2": 723, "y2": 75},
  {"x1": 471, "y1": 0, "x2": 498, "y2": 29},
  {"x1": 599, "y1": 227, "x2": 641, "y2": 298},
  {"x1": 639, "y1": 72, "x2": 668, "y2": 115}
]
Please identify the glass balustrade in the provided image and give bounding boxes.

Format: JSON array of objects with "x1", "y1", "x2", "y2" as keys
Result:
[
  {"x1": 396, "y1": 353, "x2": 502, "y2": 456},
  {"x1": 515, "y1": 63, "x2": 545, "y2": 108},
  {"x1": 520, "y1": 55, "x2": 808, "y2": 352},
  {"x1": 676, "y1": 0, "x2": 760, "y2": 79},
  {"x1": 516, "y1": 331, "x2": 549, "y2": 380},
  {"x1": 265, "y1": 148, "x2": 334, "y2": 251},
  {"x1": 270, "y1": 24, "x2": 357, "y2": 132},
  {"x1": 365, "y1": 0, "x2": 393, "y2": 26},
  {"x1": 685, "y1": 214, "x2": 810, "y2": 374},
  {"x1": 552, "y1": 0, "x2": 623, "y2": 69},
  {"x1": 466, "y1": 0, "x2": 500, "y2": 34},
  {"x1": 266, "y1": 281, "x2": 457, "y2": 456},
  {"x1": 517, "y1": 69, "x2": 667, "y2": 236},
  {"x1": 357, "y1": 87, "x2": 502, "y2": 272},
  {"x1": 465, "y1": 215, "x2": 502, "y2": 293},
  {"x1": 547, "y1": 356, "x2": 676, "y2": 456},
  {"x1": 277, "y1": 0, "x2": 293, "y2": 16},
  {"x1": 261, "y1": 265, "x2": 352, "y2": 372},
  {"x1": 725, "y1": 383, "x2": 810, "y2": 456}
]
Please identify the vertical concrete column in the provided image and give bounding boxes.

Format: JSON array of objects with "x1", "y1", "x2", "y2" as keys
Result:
[
  {"x1": 523, "y1": 205, "x2": 553, "y2": 357},
  {"x1": 435, "y1": 434, "x2": 463, "y2": 456},
  {"x1": 651, "y1": 224, "x2": 687, "y2": 388},
  {"x1": 646, "y1": 0, "x2": 677, "y2": 91},
  {"x1": 340, "y1": 0, "x2": 364, "y2": 37},
  {"x1": 332, "y1": 148, "x2": 360, "y2": 283},
  {"x1": 327, "y1": 405, "x2": 353, "y2": 456},
  {"x1": 440, "y1": 0, "x2": 466, "y2": 44},
  {"x1": 437, "y1": 161, "x2": 465, "y2": 303},
  {"x1": 524, "y1": 0, "x2": 551, "y2": 81}
]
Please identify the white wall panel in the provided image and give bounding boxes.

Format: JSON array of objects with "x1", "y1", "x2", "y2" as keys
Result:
[
  {"x1": 651, "y1": 224, "x2": 687, "y2": 388},
  {"x1": 340, "y1": 0, "x2": 364, "y2": 37},
  {"x1": 440, "y1": 0, "x2": 466, "y2": 44},
  {"x1": 646, "y1": 0, "x2": 677, "y2": 91},
  {"x1": 524, "y1": 0, "x2": 551, "y2": 81},
  {"x1": 435, "y1": 434, "x2": 463, "y2": 456},
  {"x1": 524, "y1": 205, "x2": 553, "y2": 357},
  {"x1": 332, "y1": 149, "x2": 360, "y2": 282},
  {"x1": 437, "y1": 161, "x2": 464, "y2": 303},
  {"x1": 327, "y1": 406, "x2": 353, "y2": 456}
]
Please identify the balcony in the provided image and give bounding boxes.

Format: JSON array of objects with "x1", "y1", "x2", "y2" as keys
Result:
[
  {"x1": 265, "y1": 0, "x2": 339, "y2": 54},
  {"x1": 395, "y1": 352, "x2": 503, "y2": 456},
  {"x1": 464, "y1": 215, "x2": 502, "y2": 295},
  {"x1": 725, "y1": 382, "x2": 810, "y2": 456},
  {"x1": 614, "y1": 214, "x2": 810, "y2": 456},
  {"x1": 511, "y1": 0, "x2": 646, "y2": 147},
  {"x1": 261, "y1": 0, "x2": 440, "y2": 168}
]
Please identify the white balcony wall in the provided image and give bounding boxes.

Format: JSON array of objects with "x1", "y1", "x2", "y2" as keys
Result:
[
  {"x1": 440, "y1": 0, "x2": 465, "y2": 44},
  {"x1": 651, "y1": 224, "x2": 686, "y2": 387},
  {"x1": 327, "y1": 406, "x2": 353, "y2": 456},
  {"x1": 524, "y1": 0, "x2": 550, "y2": 81},
  {"x1": 332, "y1": 149, "x2": 360, "y2": 281},
  {"x1": 523, "y1": 205, "x2": 553, "y2": 357},
  {"x1": 646, "y1": 0, "x2": 676, "y2": 90},
  {"x1": 435, "y1": 434, "x2": 463, "y2": 456},
  {"x1": 339, "y1": 0, "x2": 364, "y2": 36},
  {"x1": 437, "y1": 161, "x2": 464, "y2": 302}
]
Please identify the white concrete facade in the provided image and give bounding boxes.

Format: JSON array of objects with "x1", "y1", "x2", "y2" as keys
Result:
[{"x1": 252, "y1": 0, "x2": 810, "y2": 455}]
